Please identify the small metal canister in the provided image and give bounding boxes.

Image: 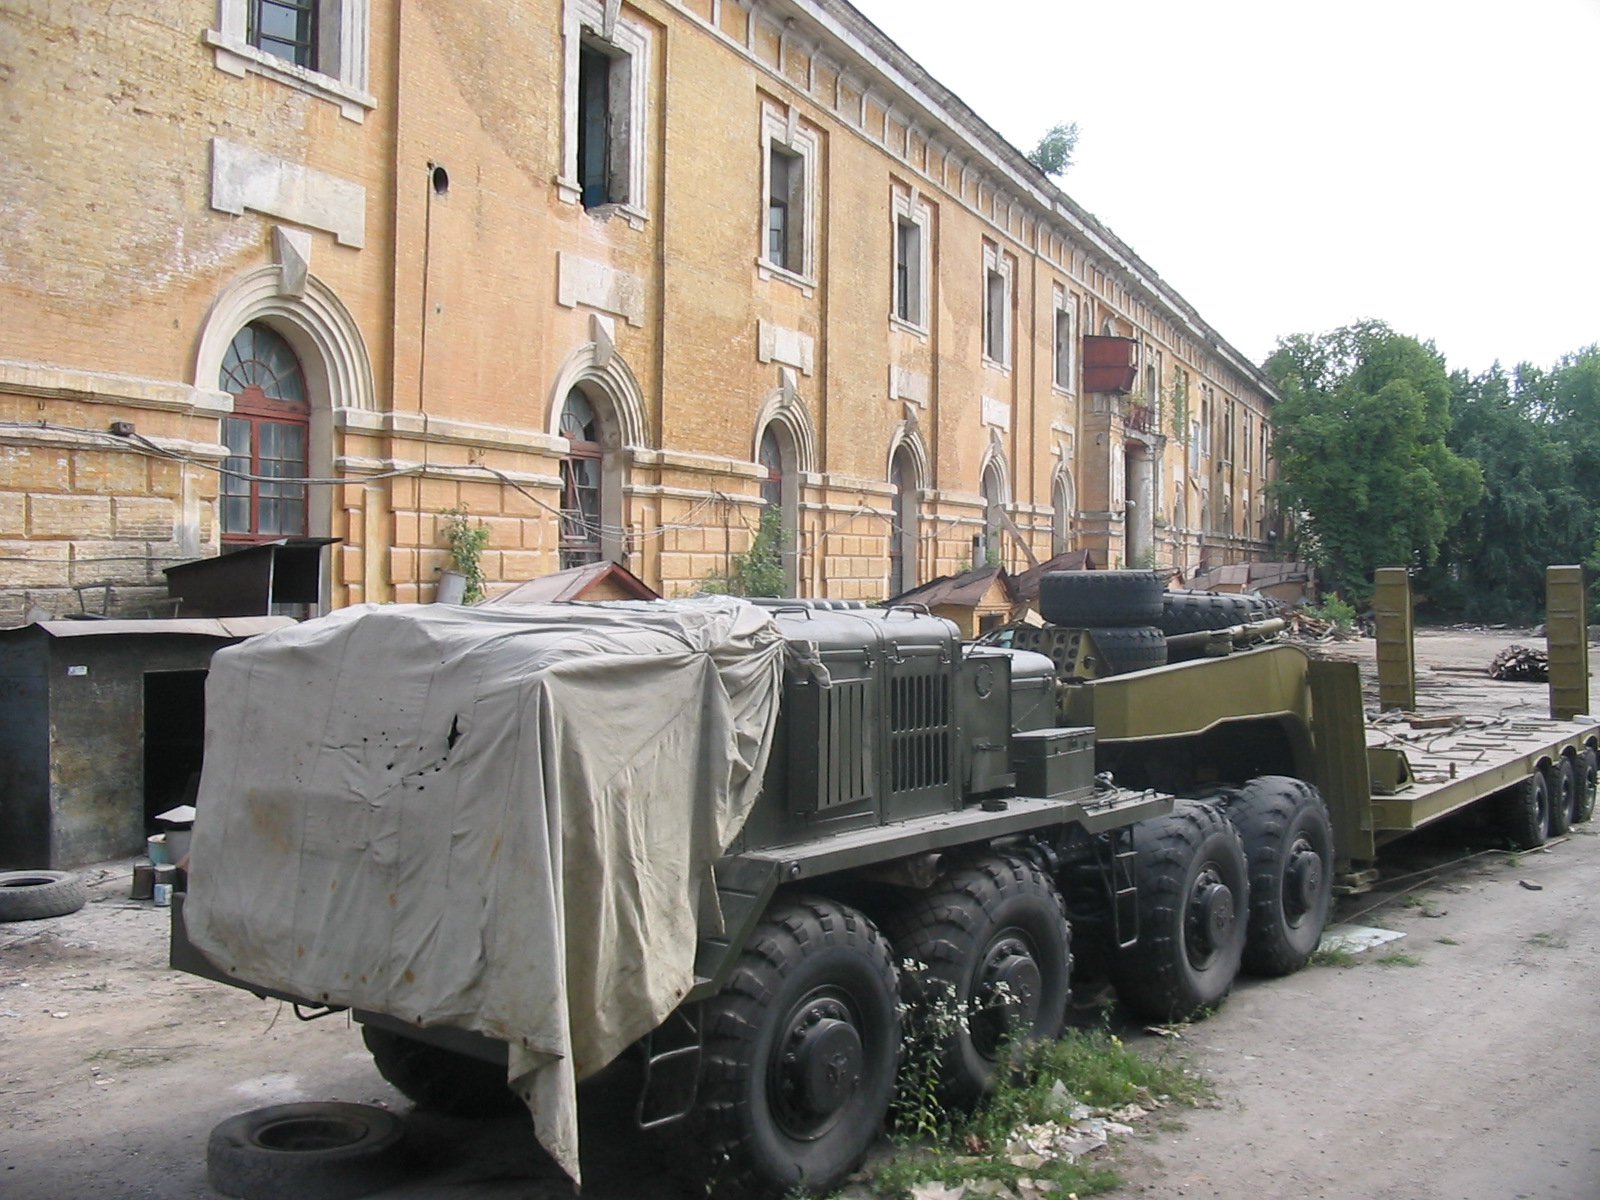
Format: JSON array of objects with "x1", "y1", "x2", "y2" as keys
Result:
[
  {"x1": 130, "y1": 858, "x2": 155, "y2": 901},
  {"x1": 152, "y1": 863, "x2": 176, "y2": 907}
]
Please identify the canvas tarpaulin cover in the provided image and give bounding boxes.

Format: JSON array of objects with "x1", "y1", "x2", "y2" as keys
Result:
[{"x1": 185, "y1": 598, "x2": 786, "y2": 1181}]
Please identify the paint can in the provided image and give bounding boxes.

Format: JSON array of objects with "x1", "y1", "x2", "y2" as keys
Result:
[
  {"x1": 130, "y1": 858, "x2": 155, "y2": 901},
  {"x1": 153, "y1": 864, "x2": 176, "y2": 907}
]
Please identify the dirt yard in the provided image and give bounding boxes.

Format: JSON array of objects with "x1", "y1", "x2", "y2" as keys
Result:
[{"x1": 2, "y1": 629, "x2": 1597, "y2": 1199}]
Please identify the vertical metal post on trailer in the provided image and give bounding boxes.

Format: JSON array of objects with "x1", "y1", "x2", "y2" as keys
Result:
[
  {"x1": 1374, "y1": 567, "x2": 1415, "y2": 714},
  {"x1": 1545, "y1": 565, "x2": 1590, "y2": 720}
]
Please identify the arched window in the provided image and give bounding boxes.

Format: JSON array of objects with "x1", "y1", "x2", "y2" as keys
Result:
[
  {"x1": 559, "y1": 389, "x2": 604, "y2": 568},
  {"x1": 1051, "y1": 471, "x2": 1075, "y2": 555},
  {"x1": 757, "y1": 423, "x2": 799, "y2": 594},
  {"x1": 980, "y1": 461, "x2": 1005, "y2": 567},
  {"x1": 889, "y1": 445, "x2": 919, "y2": 596},
  {"x1": 219, "y1": 322, "x2": 309, "y2": 547},
  {"x1": 759, "y1": 427, "x2": 783, "y2": 511}
]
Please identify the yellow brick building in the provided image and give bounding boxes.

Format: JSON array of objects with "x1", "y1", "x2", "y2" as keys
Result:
[{"x1": 1, "y1": 0, "x2": 1279, "y2": 622}]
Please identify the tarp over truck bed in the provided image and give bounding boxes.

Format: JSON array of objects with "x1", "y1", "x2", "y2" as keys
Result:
[{"x1": 184, "y1": 598, "x2": 786, "y2": 1181}]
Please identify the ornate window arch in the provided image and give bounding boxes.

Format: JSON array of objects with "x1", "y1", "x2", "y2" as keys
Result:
[
  {"x1": 1051, "y1": 467, "x2": 1076, "y2": 556},
  {"x1": 194, "y1": 263, "x2": 374, "y2": 575},
  {"x1": 547, "y1": 331, "x2": 648, "y2": 566},
  {"x1": 978, "y1": 445, "x2": 1009, "y2": 568}
]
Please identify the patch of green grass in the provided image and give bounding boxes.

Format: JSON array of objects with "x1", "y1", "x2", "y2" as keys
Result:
[
  {"x1": 1311, "y1": 946, "x2": 1359, "y2": 968},
  {"x1": 1528, "y1": 931, "x2": 1569, "y2": 949},
  {"x1": 1375, "y1": 951, "x2": 1421, "y2": 967},
  {"x1": 1402, "y1": 894, "x2": 1427, "y2": 908},
  {"x1": 1504, "y1": 853, "x2": 1522, "y2": 868},
  {"x1": 870, "y1": 1029, "x2": 1207, "y2": 1199},
  {"x1": 1435, "y1": 935, "x2": 1460, "y2": 946}
]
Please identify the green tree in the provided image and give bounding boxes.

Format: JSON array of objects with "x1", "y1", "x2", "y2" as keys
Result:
[
  {"x1": 702, "y1": 506, "x2": 787, "y2": 597},
  {"x1": 1264, "y1": 320, "x2": 1482, "y2": 602},
  {"x1": 1026, "y1": 122, "x2": 1079, "y2": 177},
  {"x1": 1420, "y1": 365, "x2": 1589, "y2": 621}
]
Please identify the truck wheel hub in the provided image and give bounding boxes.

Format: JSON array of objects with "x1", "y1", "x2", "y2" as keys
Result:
[
  {"x1": 1286, "y1": 841, "x2": 1322, "y2": 916},
  {"x1": 786, "y1": 1009, "x2": 862, "y2": 1115},
  {"x1": 1188, "y1": 866, "x2": 1235, "y2": 960}
]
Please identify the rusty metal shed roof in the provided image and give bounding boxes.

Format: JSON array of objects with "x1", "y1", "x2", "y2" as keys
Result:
[
  {"x1": 484, "y1": 561, "x2": 660, "y2": 605},
  {"x1": 890, "y1": 564, "x2": 1016, "y2": 610}
]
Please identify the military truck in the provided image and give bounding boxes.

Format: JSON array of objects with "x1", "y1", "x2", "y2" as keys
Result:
[{"x1": 172, "y1": 568, "x2": 1598, "y2": 1198}]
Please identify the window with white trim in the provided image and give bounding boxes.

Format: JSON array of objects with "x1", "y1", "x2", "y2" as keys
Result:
[
  {"x1": 759, "y1": 105, "x2": 819, "y2": 286},
  {"x1": 982, "y1": 241, "x2": 1012, "y2": 367},
  {"x1": 1052, "y1": 286, "x2": 1075, "y2": 391},
  {"x1": 891, "y1": 187, "x2": 931, "y2": 330},
  {"x1": 206, "y1": 0, "x2": 374, "y2": 120},
  {"x1": 559, "y1": 0, "x2": 651, "y2": 224}
]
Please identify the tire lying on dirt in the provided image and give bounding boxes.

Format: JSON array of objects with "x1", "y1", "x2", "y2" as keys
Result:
[
  {"x1": 1544, "y1": 756, "x2": 1578, "y2": 837},
  {"x1": 1039, "y1": 570, "x2": 1163, "y2": 627},
  {"x1": 207, "y1": 1101, "x2": 406, "y2": 1200},
  {"x1": 696, "y1": 896, "x2": 899, "y2": 1199},
  {"x1": 1217, "y1": 777, "x2": 1335, "y2": 977},
  {"x1": 1577, "y1": 748, "x2": 1598, "y2": 824},
  {"x1": 885, "y1": 855, "x2": 1071, "y2": 1109},
  {"x1": 361, "y1": 1025, "x2": 521, "y2": 1117},
  {"x1": 0, "y1": 870, "x2": 88, "y2": 922},
  {"x1": 1501, "y1": 771, "x2": 1551, "y2": 849},
  {"x1": 1111, "y1": 799, "x2": 1249, "y2": 1022},
  {"x1": 1084, "y1": 626, "x2": 1169, "y2": 675}
]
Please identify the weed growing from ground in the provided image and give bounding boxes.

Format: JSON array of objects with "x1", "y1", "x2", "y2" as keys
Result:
[
  {"x1": 1311, "y1": 946, "x2": 1359, "y2": 968},
  {"x1": 1375, "y1": 951, "x2": 1421, "y2": 967},
  {"x1": 870, "y1": 1026, "x2": 1206, "y2": 1199}
]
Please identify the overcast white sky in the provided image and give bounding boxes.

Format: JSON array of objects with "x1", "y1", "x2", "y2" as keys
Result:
[{"x1": 848, "y1": 0, "x2": 1600, "y2": 376}]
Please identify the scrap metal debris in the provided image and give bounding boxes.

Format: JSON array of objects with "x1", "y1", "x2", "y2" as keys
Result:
[{"x1": 1489, "y1": 644, "x2": 1548, "y2": 682}]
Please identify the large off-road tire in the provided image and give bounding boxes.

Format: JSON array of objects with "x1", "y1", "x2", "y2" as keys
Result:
[
  {"x1": 1218, "y1": 777, "x2": 1334, "y2": 977},
  {"x1": 1084, "y1": 626, "x2": 1169, "y2": 675},
  {"x1": 207, "y1": 1101, "x2": 406, "y2": 1200},
  {"x1": 1545, "y1": 757, "x2": 1578, "y2": 837},
  {"x1": 697, "y1": 896, "x2": 899, "y2": 1198},
  {"x1": 360, "y1": 1025, "x2": 520, "y2": 1117},
  {"x1": 0, "y1": 871, "x2": 88, "y2": 922},
  {"x1": 1501, "y1": 771, "x2": 1551, "y2": 850},
  {"x1": 1111, "y1": 800, "x2": 1249, "y2": 1022},
  {"x1": 1039, "y1": 570, "x2": 1163, "y2": 627},
  {"x1": 1157, "y1": 592, "x2": 1259, "y2": 636},
  {"x1": 884, "y1": 855, "x2": 1071, "y2": 1109},
  {"x1": 1576, "y1": 748, "x2": 1598, "y2": 824}
]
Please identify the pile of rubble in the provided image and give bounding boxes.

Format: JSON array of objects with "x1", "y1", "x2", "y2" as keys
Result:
[{"x1": 1488, "y1": 644, "x2": 1549, "y2": 682}]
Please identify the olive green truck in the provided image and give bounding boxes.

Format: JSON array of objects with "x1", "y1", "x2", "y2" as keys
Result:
[{"x1": 172, "y1": 566, "x2": 1597, "y2": 1197}]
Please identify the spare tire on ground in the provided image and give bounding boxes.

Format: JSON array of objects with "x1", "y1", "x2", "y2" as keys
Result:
[
  {"x1": 207, "y1": 1102, "x2": 407, "y2": 1200},
  {"x1": 0, "y1": 871, "x2": 88, "y2": 922},
  {"x1": 1040, "y1": 571, "x2": 1163, "y2": 627},
  {"x1": 1085, "y1": 626, "x2": 1168, "y2": 675}
]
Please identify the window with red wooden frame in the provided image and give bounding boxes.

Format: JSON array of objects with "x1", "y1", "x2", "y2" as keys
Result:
[{"x1": 219, "y1": 322, "x2": 309, "y2": 548}]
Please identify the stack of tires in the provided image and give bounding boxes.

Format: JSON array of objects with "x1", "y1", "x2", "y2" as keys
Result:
[
  {"x1": 1037, "y1": 570, "x2": 1168, "y2": 675},
  {"x1": 1038, "y1": 570, "x2": 1279, "y2": 675}
]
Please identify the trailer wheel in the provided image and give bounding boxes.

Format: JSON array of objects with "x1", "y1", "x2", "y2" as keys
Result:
[
  {"x1": 206, "y1": 1101, "x2": 406, "y2": 1200},
  {"x1": 1219, "y1": 777, "x2": 1334, "y2": 977},
  {"x1": 1112, "y1": 800, "x2": 1249, "y2": 1022},
  {"x1": 1084, "y1": 626, "x2": 1169, "y2": 675},
  {"x1": 1039, "y1": 570, "x2": 1163, "y2": 627},
  {"x1": 0, "y1": 871, "x2": 88, "y2": 922},
  {"x1": 1577, "y1": 749, "x2": 1598, "y2": 824},
  {"x1": 885, "y1": 855, "x2": 1071, "y2": 1108},
  {"x1": 1545, "y1": 757, "x2": 1578, "y2": 836},
  {"x1": 697, "y1": 896, "x2": 898, "y2": 1199},
  {"x1": 1501, "y1": 772, "x2": 1551, "y2": 850},
  {"x1": 360, "y1": 1025, "x2": 520, "y2": 1117}
]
